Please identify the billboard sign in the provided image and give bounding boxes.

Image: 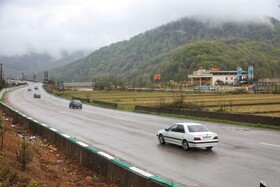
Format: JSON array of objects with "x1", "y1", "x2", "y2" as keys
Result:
[{"x1": 154, "y1": 74, "x2": 161, "y2": 80}]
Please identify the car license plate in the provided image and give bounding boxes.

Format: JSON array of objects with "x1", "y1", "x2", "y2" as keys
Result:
[{"x1": 203, "y1": 136, "x2": 211, "y2": 139}]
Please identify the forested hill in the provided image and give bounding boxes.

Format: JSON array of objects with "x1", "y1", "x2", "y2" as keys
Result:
[
  {"x1": 134, "y1": 39, "x2": 280, "y2": 81},
  {"x1": 50, "y1": 17, "x2": 280, "y2": 82}
]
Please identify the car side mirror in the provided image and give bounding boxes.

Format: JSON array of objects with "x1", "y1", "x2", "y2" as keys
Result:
[{"x1": 165, "y1": 128, "x2": 169, "y2": 131}]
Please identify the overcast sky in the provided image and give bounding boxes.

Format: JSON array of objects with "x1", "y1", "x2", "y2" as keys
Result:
[{"x1": 0, "y1": 0, "x2": 279, "y2": 57}]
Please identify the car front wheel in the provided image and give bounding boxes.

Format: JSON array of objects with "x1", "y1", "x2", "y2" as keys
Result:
[
  {"x1": 182, "y1": 140, "x2": 189, "y2": 151},
  {"x1": 158, "y1": 134, "x2": 165, "y2": 145}
]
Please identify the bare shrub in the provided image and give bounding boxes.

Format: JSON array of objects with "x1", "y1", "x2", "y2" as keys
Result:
[
  {"x1": 0, "y1": 163, "x2": 19, "y2": 187},
  {"x1": 0, "y1": 111, "x2": 5, "y2": 150},
  {"x1": 159, "y1": 88, "x2": 206, "y2": 110},
  {"x1": 214, "y1": 99, "x2": 236, "y2": 113},
  {"x1": 15, "y1": 139, "x2": 33, "y2": 171}
]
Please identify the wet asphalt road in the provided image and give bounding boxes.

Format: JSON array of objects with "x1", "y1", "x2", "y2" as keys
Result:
[{"x1": 5, "y1": 83, "x2": 280, "y2": 187}]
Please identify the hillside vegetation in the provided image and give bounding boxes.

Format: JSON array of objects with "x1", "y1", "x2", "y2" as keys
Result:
[
  {"x1": 50, "y1": 17, "x2": 280, "y2": 82},
  {"x1": 136, "y1": 39, "x2": 280, "y2": 81}
]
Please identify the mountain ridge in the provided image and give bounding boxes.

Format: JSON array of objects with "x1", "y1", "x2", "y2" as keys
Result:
[
  {"x1": 1, "y1": 50, "x2": 89, "y2": 80},
  {"x1": 47, "y1": 16, "x2": 280, "y2": 82}
]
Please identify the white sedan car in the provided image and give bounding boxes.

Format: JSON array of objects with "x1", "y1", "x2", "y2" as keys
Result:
[{"x1": 156, "y1": 122, "x2": 218, "y2": 150}]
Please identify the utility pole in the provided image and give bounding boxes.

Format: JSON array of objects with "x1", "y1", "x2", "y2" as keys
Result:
[
  {"x1": 43, "y1": 71, "x2": 48, "y2": 85},
  {"x1": 33, "y1": 73, "x2": 36, "y2": 82},
  {"x1": 0, "y1": 63, "x2": 3, "y2": 89},
  {"x1": 0, "y1": 64, "x2": 2, "y2": 82}
]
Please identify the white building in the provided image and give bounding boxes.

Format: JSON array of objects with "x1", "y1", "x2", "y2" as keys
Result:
[{"x1": 188, "y1": 67, "x2": 250, "y2": 86}]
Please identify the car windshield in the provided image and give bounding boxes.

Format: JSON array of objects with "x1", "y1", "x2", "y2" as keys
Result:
[
  {"x1": 73, "y1": 100, "x2": 81, "y2": 104},
  {"x1": 168, "y1": 124, "x2": 178, "y2": 132},
  {"x1": 187, "y1": 125, "x2": 209, "y2": 132}
]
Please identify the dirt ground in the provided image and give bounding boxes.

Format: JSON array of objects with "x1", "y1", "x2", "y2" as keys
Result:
[{"x1": 0, "y1": 111, "x2": 118, "y2": 187}]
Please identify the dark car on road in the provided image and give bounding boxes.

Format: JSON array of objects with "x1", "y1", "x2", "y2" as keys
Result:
[
  {"x1": 34, "y1": 93, "x2": 41, "y2": 98},
  {"x1": 69, "y1": 100, "x2": 82, "y2": 109},
  {"x1": 28, "y1": 88, "x2": 32, "y2": 91},
  {"x1": 34, "y1": 86, "x2": 38, "y2": 90}
]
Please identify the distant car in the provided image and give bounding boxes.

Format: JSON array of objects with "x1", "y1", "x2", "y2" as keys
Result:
[
  {"x1": 34, "y1": 86, "x2": 38, "y2": 90},
  {"x1": 69, "y1": 100, "x2": 82, "y2": 109},
  {"x1": 156, "y1": 123, "x2": 218, "y2": 150},
  {"x1": 33, "y1": 93, "x2": 41, "y2": 98},
  {"x1": 28, "y1": 88, "x2": 32, "y2": 91}
]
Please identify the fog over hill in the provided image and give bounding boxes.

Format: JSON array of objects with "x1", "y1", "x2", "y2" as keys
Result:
[
  {"x1": 1, "y1": 50, "x2": 88, "y2": 79},
  {"x1": 0, "y1": 0, "x2": 279, "y2": 57}
]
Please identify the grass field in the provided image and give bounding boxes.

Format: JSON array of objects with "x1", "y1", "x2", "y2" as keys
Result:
[{"x1": 61, "y1": 89, "x2": 280, "y2": 117}]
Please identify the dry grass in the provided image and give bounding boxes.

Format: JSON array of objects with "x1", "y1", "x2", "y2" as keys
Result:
[
  {"x1": 0, "y1": 112, "x2": 118, "y2": 187},
  {"x1": 62, "y1": 89, "x2": 280, "y2": 117}
]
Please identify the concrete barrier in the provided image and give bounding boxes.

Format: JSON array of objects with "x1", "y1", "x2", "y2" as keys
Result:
[
  {"x1": 91, "y1": 99, "x2": 118, "y2": 109},
  {"x1": 134, "y1": 105, "x2": 280, "y2": 127},
  {"x1": 0, "y1": 88, "x2": 180, "y2": 187},
  {"x1": 72, "y1": 96, "x2": 118, "y2": 108},
  {"x1": 72, "y1": 96, "x2": 90, "y2": 103}
]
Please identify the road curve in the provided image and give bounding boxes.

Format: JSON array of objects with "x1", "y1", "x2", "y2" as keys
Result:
[{"x1": 5, "y1": 83, "x2": 280, "y2": 187}]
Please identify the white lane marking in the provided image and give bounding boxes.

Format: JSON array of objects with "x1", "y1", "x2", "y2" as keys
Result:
[
  {"x1": 98, "y1": 152, "x2": 115, "y2": 160},
  {"x1": 50, "y1": 128, "x2": 57, "y2": 132},
  {"x1": 77, "y1": 141, "x2": 89, "y2": 147},
  {"x1": 130, "y1": 166, "x2": 153, "y2": 177},
  {"x1": 61, "y1": 134, "x2": 71, "y2": 138},
  {"x1": 261, "y1": 143, "x2": 280, "y2": 148}
]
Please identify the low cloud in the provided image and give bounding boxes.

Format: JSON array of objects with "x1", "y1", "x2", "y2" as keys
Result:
[{"x1": 0, "y1": 0, "x2": 279, "y2": 57}]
